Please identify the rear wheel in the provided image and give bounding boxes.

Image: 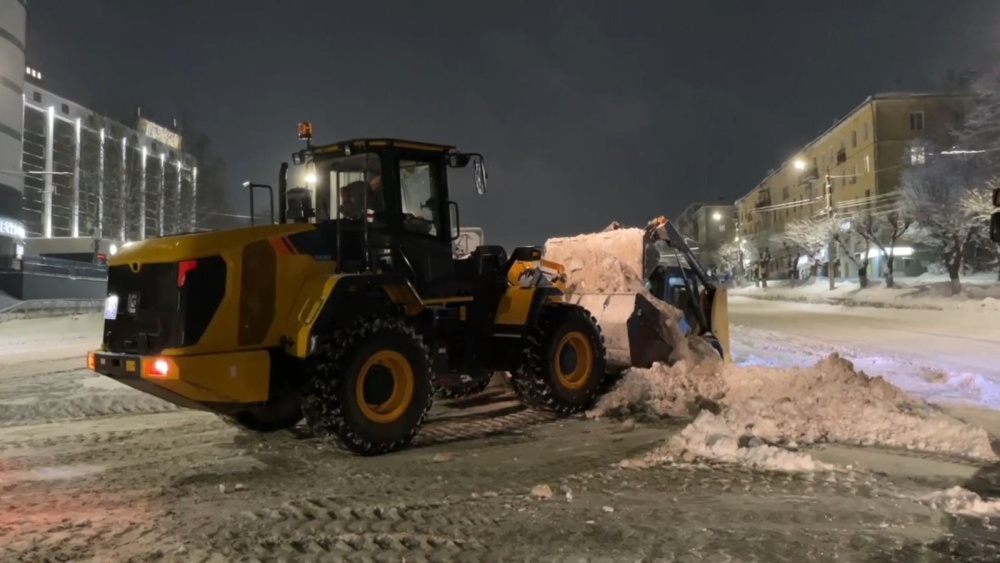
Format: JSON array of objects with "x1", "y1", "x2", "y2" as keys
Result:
[
  {"x1": 511, "y1": 303, "x2": 608, "y2": 415},
  {"x1": 303, "y1": 316, "x2": 434, "y2": 456}
]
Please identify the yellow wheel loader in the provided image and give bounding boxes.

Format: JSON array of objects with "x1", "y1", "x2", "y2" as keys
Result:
[{"x1": 86, "y1": 125, "x2": 610, "y2": 456}]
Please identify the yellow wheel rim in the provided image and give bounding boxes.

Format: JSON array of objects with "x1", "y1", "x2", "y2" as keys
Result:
[
  {"x1": 554, "y1": 331, "x2": 594, "y2": 390},
  {"x1": 355, "y1": 350, "x2": 415, "y2": 424}
]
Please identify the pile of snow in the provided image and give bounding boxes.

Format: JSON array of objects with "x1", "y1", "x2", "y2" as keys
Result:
[
  {"x1": 587, "y1": 357, "x2": 726, "y2": 419},
  {"x1": 544, "y1": 228, "x2": 646, "y2": 293},
  {"x1": 593, "y1": 354, "x2": 998, "y2": 472},
  {"x1": 921, "y1": 486, "x2": 1000, "y2": 517}
]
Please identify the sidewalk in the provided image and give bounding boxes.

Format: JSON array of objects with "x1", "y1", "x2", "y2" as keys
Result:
[{"x1": 731, "y1": 272, "x2": 1000, "y2": 312}]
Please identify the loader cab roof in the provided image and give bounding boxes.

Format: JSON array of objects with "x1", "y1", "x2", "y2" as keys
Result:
[{"x1": 293, "y1": 138, "x2": 457, "y2": 165}]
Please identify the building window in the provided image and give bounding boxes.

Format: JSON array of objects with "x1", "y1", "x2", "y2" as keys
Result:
[
  {"x1": 32, "y1": 91, "x2": 41, "y2": 102},
  {"x1": 719, "y1": 224, "x2": 726, "y2": 233},
  {"x1": 865, "y1": 155, "x2": 870, "y2": 173},
  {"x1": 863, "y1": 123, "x2": 869, "y2": 141},
  {"x1": 909, "y1": 146, "x2": 926, "y2": 165},
  {"x1": 850, "y1": 163, "x2": 857, "y2": 184},
  {"x1": 909, "y1": 112, "x2": 925, "y2": 131},
  {"x1": 782, "y1": 186, "x2": 789, "y2": 199},
  {"x1": 60, "y1": 103, "x2": 69, "y2": 114},
  {"x1": 851, "y1": 130, "x2": 857, "y2": 148}
]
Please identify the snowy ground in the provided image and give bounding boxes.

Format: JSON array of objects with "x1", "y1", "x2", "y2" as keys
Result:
[
  {"x1": 2, "y1": 312, "x2": 1000, "y2": 561},
  {"x1": 733, "y1": 272, "x2": 1000, "y2": 312}
]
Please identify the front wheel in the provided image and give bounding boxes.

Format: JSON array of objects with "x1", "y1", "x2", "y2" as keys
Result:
[
  {"x1": 302, "y1": 316, "x2": 434, "y2": 456},
  {"x1": 511, "y1": 303, "x2": 608, "y2": 415}
]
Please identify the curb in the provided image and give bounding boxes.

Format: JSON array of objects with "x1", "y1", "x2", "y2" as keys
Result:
[
  {"x1": 731, "y1": 293, "x2": 946, "y2": 312},
  {"x1": 0, "y1": 299, "x2": 104, "y2": 323}
]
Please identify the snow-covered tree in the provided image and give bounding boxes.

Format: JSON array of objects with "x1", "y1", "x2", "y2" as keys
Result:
[
  {"x1": 782, "y1": 216, "x2": 835, "y2": 279},
  {"x1": 715, "y1": 238, "x2": 742, "y2": 277},
  {"x1": 851, "y1": 207, "x2": 912, "y2": 288},
  {"x1": 961, "y1": 181, "x2": 1000, "y2": 279},
  {"x1": 900, "y1": 145, "x2": 984, "y2": 295}
]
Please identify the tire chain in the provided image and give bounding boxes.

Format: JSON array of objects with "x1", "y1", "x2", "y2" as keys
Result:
[
  {"x1": 301, "y1": 315, "x2": 435, "y2": 455},
  {"x1": 509, "y1": 303, "x2": 608, "y2": 415}
]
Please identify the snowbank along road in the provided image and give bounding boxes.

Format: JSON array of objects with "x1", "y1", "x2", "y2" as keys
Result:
[
  {"x1": 1, "y1": 312, "x2": 1000, "y2": 561},
  {"x1": 729, "y1": 295, "x2": 1000, "y2": 409}
]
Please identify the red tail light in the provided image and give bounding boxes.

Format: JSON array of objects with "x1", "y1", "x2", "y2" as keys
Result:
[
  {"x1": 86, "y1": 352, "x2": 96, "y2": 370},
  {"x1": 177, "y1": 260, "x2": 198, "y2": 287},
  {"x1": 144, "y1": 358, "x2": 172, "y2": 377}
]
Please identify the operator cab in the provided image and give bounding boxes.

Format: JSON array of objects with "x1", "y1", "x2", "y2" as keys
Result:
[{"x1": 274, "y1": 124, "x2": 489, "y2": 299}]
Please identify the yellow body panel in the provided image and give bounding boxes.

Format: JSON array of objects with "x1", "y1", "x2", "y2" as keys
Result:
[
  {"x1": 283, "y1": 274, "x2": 344, "y2": 358},
  {"x1": 506, "y1": 258, "x2": 568, "y2": 293},
  {"x1": 110, "y1": 223, "x2": 315, "y2": 266},
  {"x1": 147, "y1": 350, "x2": 271, "y2": 403},
  {"x1": 494, "y1": 286, "x2": 537, "y2": 326},
  {"x1": 111, "y1": 223, "x2": 338, "y2": 357}
]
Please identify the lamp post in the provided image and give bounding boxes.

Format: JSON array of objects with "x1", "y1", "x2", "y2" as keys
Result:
[{"x1": 243, "y1": 181, "x2": 275, "y2": 226}]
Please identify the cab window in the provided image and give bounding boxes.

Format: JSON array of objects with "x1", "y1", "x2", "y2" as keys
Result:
[{"x1": 399, "y1": 159, "x2": 443, "y2": 236}]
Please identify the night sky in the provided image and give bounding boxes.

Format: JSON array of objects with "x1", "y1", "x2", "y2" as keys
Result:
[{"x1": 24, "y1": 1, "x2": 1000, "y2": 249}]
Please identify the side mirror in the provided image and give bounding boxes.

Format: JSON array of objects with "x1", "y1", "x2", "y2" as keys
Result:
[
  {"x1": 991, "y1": 212, "x2": 1000, "y2": 243},
  {"x1": 449, "y1": 201, "x2": 461, "y2": 241},
  {"x1": 474, "y1": 159, "x2": 487, "y2": 195}
]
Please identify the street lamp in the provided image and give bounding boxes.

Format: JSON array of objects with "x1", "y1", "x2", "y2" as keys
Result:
[
  {"x1": 793, "y1": 158, "x2": 807, "y2": 171},
  {"x1": 243, "y1": 180, "x2": 275, "y2": 226},
  {"x1": 712, "y1": 211, "x2": 722, "y2": 221}
]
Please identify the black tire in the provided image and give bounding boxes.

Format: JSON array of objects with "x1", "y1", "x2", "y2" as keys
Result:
[
  {"x1": 217, "y1": 400, "x2": 303, "y2": 433},
  {"x1": 434, "y1": 372, "x2": 494, "y2": 399},
  {"x1": 511, "y1": 303, "x2": 608, "y2": 415},
  {"x1": 302, "y1": 316, "x2": 434, "y2": 456}
]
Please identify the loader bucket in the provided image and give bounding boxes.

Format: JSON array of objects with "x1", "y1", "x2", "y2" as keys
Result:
[
  {"x1": 564, "y1": 291, "x2": 685, "y2": 371},
  {"x1": 707, "y1": 286, "x2": 731, "y2": 363}
]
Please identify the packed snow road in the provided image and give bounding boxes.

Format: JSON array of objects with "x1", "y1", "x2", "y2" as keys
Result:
[{"x1": 1, "y1": 314, "x2": 999, "y2": 561}]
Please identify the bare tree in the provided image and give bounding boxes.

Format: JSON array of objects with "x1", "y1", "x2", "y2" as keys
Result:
[
  {"x1": 851, "y1": 207, "x2": 912, "y2": 288},
  {"x1": 832, "y1": 216, "x2": 871, "y2": 288},
  {"x1": 900, "y1": 145, "x2": 983, "y2": 295},
  {"x1": 956, "y1": 64, "x2": 1000, "y2": 180},
  {"x1": 77, "y1": 116, "x2": 138, "y2": 241},
  {"x1": 782, "y1": 217, "x2": 835, "y2": 280}
]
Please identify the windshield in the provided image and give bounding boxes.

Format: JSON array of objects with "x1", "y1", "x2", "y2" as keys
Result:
[{"x1": 291, "y1": 153, "x2": 384, "y2": 222}]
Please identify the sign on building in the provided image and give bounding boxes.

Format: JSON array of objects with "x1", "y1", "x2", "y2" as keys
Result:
[
  {"x1": 138, "y1": 118, "x2": 182, "y2": 150},
  {"x1": 0, "y1": 217, "x2": 26, "y2": 240}
]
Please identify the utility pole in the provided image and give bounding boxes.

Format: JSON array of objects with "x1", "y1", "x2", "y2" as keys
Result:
[{"x1": 825, "y1": 169, "x2": 836, "y2": 290}]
